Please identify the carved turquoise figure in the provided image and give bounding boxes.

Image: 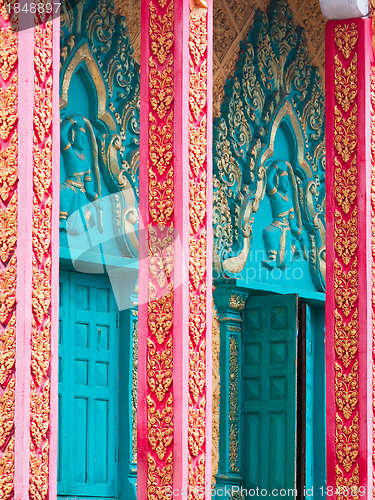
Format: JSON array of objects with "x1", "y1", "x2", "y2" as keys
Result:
[
  {"x1": 60, "y1": 115, "x2": 103, "y2": 235},
  {"x1": 262, "y1": 161, "x2": 306, "y2": 269}
]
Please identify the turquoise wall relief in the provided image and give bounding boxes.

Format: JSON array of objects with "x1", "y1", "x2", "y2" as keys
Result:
[
  {"x1": 59, "y1": 2, "x2": 140, "y2": 499},
  {"x1": 60, "y1": 0, "x2": 140, "y2": 270},
  {"x1": 213, "y1": 0, "x2": 326, "y2": 295}
]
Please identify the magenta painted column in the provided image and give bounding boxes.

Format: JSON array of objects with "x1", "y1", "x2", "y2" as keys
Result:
[
  {"x1": 0, "y1": 5, "x2": 59, "y2": 499},
  {"x1": 325, "y1": 17, "x2": 373, "y2": 499},
  {"x1": 138, "y1": 0, "x2": 212, "y2": 498}
]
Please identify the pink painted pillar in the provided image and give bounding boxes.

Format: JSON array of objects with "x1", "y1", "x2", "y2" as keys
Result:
[
  {"x1": 138, "y1": 0, "x2": 212, "y2": 498},
  {"x1": 325, "y1": 17, "x2": 374, "y2": 499},
  {"x1": 0, "y1": 5, "x2": 59, "y2": 499}
]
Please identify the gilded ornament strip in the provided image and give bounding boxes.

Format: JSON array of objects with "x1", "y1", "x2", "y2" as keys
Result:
[
  {"x1": 145, "y1": 0, "x2": 175, "y2": 497},
  {"x1": 331, "y1": 21, "x2": 360, "y2": 498},
  {"x1": 29, "y1": 21, "x2": 53, "y2": 500},
  {"x1": 188, "y1": 4, "x2": 208, "y2": 498},
  {"x1": 228, "y1": 335, "x2": 239, "y2": 473},
  {"x1": 0, "y1": 1, "x2": 17, "y2": 497}
]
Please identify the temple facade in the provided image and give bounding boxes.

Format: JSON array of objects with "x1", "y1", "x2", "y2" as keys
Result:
[{"x1": 0, "y1": 0, "x2": 374, "y2": 499}]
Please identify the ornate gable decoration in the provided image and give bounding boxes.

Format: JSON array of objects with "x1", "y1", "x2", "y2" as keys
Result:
[
  {"x1": 60, "y1": 0, "x2": 140, "y2": 258},
  {"x1": 213, "y1": 0, "x2": 326, "y2": 292}
]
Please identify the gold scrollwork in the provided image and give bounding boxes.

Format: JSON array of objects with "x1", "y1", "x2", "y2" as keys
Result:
[
  {"x1": 0, "y1": 74, "x2": 17, "y2": 141},
  {"x1": 147, "y1": 394, "x2": 173, "y2": 460},
  {"x1": 334, "y1": 258, "x2": 358, "y2": 317},
  {"x1": 0, "y1": 27, "x2": 17, "y2": 81},
  {"x1": 149, "y1": 168, "x2": 174, "y2": 227},
  {"x1": 149, "y1": 3, "x2": 174, "y2": 65},
  {"x1": 335, "y1": 413, "x2": 359, "y2": 473},
  {"x1": 334, "y1": 54, "x2": 358, "y2": 114},
  {"x1": 335, "y1": 360, "x2": 359, "y2": 420},
  {"x1": 147, "y1": 452, "x2": 173, "y2": 500},
  {"x1": 334, "y1": 208, "x2": 358, "y2": 265},
  {"x1": 0, "y1": 192, "x2": 17, "y2": 264},
  {"x1": 229, "y1": 335, "x2": 239, "y2": 473},
  {"x1": 334, "y1": 24, "x2": 358, "y2": 60},
  {"x1": 0, "y1": 131, "x2": 17, "y2": 203},
  {"x1": 149, "y1": 58, "x2": 174, "y2": 120},
  {"x1": 147, "y1": 337, "x2": 173, "y2": 402},
  {"x1": 229, "y1": 294, "x2": 246, "y2": 312},
  {"x1": 335, "y1": 464, "x2": 359, "y2": 500},
  {"x1": 148, "y1": 282, "x2": 173, "y2": 345},
  {"x1": 149, "y1": 113, "x2": 173, "y2": 176},
  {"x1": 334, "y1": 105, "x2": 358, "y2": 163},
  {"x1": 334, "y1": 156, "x2": 357, "y2": 214},
  {"x1": 334, "y1": 309, "x2": 358, "y2": 369},
  {"x1": 188, "y1": 395, "x2": 206, "y2": 457},
  {"x1": 148, "y1": 226, "x2": 174, "y2": 288}
]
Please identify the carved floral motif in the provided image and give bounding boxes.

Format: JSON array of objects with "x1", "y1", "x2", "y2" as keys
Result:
[
  {"x1": 332, "y1": 23, "x2": 359, "y2": 497},
  {"x1": 29, "y1": 20, "x2": 54, "y2": 500},
  {"x1": 188, "y1": 7, "x2": 208, "y2": 498},
  {"x1": 145, "y1": 0, "x2": 175, "y2": 496}
]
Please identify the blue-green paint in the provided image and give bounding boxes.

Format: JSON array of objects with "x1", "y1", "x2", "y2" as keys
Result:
[
  {"x1": 242, "y1": 293, "x2": 298, "y2": 493},
  {"x1": 58, "y1": 271, "x2": 119, "y2": 498}
]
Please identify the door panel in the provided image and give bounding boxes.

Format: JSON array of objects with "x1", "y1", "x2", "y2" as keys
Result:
[
  {"x1": 242, "y1": 294, "x2": 298, "y2": 494},
  {"x1": 58, "y1": 271, "x2": 119, "y2": 498}
]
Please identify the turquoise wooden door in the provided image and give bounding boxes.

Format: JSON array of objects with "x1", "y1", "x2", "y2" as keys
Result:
[
  {"x1": 58, "y1": 271, "x2": 119, "y2": 498},
  {"x1": 242, "y1": 294, "x2": 298, "y2": 495}
]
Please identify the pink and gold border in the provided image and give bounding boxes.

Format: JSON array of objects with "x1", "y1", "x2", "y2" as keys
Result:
[
  {"x1": 326, "y1": 18, "x2": 373, "y2": 499},
  {"x1": 139, "y1": 0, "x2": 212, "y2": 497}
]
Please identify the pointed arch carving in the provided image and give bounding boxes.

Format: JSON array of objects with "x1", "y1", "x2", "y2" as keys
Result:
[{"x1": 213, "y1": 0, "x2": 326, "y2": 291}]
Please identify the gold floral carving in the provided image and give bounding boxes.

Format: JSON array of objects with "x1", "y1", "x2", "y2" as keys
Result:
[
  {"x1": 149, "y1": 3, "x2": 174, "y2": 65},
  {"x1": 334, "y1": 156, "x2": 357, "y2": 214},
  {"x1": 335, "y1": 413, "x2": 359, "y2": 473},
  {"x1": 188, "y1": 6, "x2": 208, "y2": 498},
  {"x1": 146, "y1": 0, "x2": 175, "y2": 495},
  {"x1": 149, "y1": 169, "x2": 174, "y2": 226},
  {"x1": 334, "y1": 23, "x2": 358, "y2": 59},
  {"x1": 33, "y1": 76, "x2": 52, "y2": 143},
  {"x1": 30, "y1": 20, "x2": 54, "y2": 500},
  {"x1": 229, "y1": 335, "x2": 239, "y2": 473},
  {"x1": 333, "y1": 21, "x2": 360, "y2": 498},
  {"x1": 334, "y1": 258, "x2": 358, "y2": 317},
  {"x1": 149, "y1": 113, "x2": 173, "y2": 176},
  {"x1": 0, "y1": 28, "x2": 17, "y2": 81},
  {"x1": 334, "y1": 54, "x2": 357, "y2": 114},
  {"x1": 334, "y1": 105, "x2": 358, "y2": 163},
  {"x1": 0, "y1": 193, "x2": 16, "y2": 264},
  {"x1": 229, "y1": 294, "x2": 246, "y2": 312},
  {"x1": 147, "y1": 452, "x2": 173, "y2": 500},
  {"x1": 211, "y1": 304, "x2": 220, "y2": 487},
  {"x1": 0, "y1": 131, "x2": 17, "y2": 203},
  {"x1": 335, "y1": 464, "x2": 359, "y2": 500},
  {"x1": 148, "y1": 226, "x2": 174, "y2": 287},
  {"x1": 334, "y1": 208, "x2": 358, "y2": 265},
  {"x1": 148, "y1": 283, "x2": 173, "y2": 345},
  {"x1": 0, "y1": 437, "x2": 14, "y2": 500},
  {"x1": 334, "y1": 309, "x2": 358, "y2": 369},
  {"x1": 147, "y1": 337, "x2": 173, "y2": 402},
  {"x1": 149, "y1": 58, "x2": 174, "y2": 120},
  {"x1": 335, "y1": 360, "x2": 359, "y2": 420},
  {"x1": 0, "y1": 74, "x2": 17, "y2": 141},
  {"x1": 147, "y1": 394, "x2": 173, "y2": 460},
  {"x1": 188, "y1": 395, "x2": 206, "y2": 457}
]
